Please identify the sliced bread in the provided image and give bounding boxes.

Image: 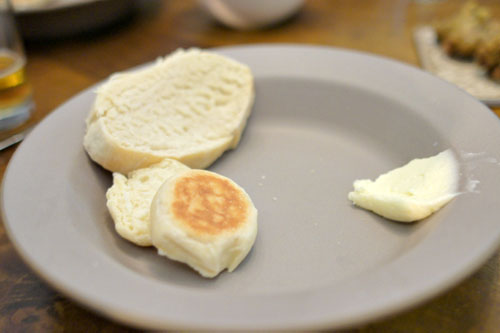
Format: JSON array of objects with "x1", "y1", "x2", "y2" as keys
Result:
[
  {"x1": 83, "y1": 48, "x2": 254, "y2": 174},
  {"x1": 106, "y1": 158, "x2": 190, "y2": 246}
]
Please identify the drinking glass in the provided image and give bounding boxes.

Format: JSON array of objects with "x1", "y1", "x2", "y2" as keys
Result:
[{"x1": 0, "y1": 0, "x2": 33, "y2": 130}]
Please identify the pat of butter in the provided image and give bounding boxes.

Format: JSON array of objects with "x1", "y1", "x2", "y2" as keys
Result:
[{"x1": 348, "y1": 150, "x2": 459, "y2": 222}]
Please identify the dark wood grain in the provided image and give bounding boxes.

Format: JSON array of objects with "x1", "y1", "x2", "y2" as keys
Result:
[{"x1": 1, "y1": 0, "x2": 499, "y2": 331}]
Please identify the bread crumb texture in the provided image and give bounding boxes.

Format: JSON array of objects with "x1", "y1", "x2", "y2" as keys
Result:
[
  {"x1": 84, "y1": 48, "x2": 254, "y2": 174},
  {"x1": 106, "y1": 158, "x2": 190, "y2": 246}
]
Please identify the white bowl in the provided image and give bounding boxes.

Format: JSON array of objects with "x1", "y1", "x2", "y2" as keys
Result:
[{"x1": 200, "y1": 0, "x2": 304, "y2": 30}]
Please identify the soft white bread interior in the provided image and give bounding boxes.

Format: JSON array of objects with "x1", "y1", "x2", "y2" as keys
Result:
[
  {"x1": 83, "y1": 48, "x2": 255, "y2": 174},
  {"x1": 150, "y1": 169, "x2": 258, "y2": 278},
  {"x1": 106, "y1": 158, "x2": 190, "y2": 246}
]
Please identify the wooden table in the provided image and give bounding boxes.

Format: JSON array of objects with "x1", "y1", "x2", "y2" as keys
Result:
[{"x1": 1, "y1": 0, "x2": 499, "y2": 331}]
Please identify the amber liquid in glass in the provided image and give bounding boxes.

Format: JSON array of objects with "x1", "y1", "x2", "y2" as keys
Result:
[{"x1": 0, "y1": 49, "x2": 32, "y2": 129}]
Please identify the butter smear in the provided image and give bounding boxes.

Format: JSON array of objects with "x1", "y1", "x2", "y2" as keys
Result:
[{"x1": 348, "y1": 150, "x2": 459, "y2": 222}]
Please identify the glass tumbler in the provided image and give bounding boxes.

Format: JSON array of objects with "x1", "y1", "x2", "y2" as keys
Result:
[{"x1": 0, "y1": 0, "x2": 33, "y2": 130}]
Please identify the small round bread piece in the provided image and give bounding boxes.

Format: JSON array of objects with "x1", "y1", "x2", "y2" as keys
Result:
[
  {"x1": 150, "y1": 169, "x2": 258, "y2": 278},
  {"x1": 106, "y1": 158, "x2": 190, "y2": 246},
  {"x1": 83, "y1": 48, "x2": 254, "y2": 174}
]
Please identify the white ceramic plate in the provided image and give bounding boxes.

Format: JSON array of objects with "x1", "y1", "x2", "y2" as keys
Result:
[{"x1": 3, "y1": 45, "x2": 500, "y2": 331}]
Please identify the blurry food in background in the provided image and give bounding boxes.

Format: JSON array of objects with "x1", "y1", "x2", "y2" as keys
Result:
[
  {"x1": 433, "y1": 1, "x2": 500, "y2": 81},
  {"x1": 200, "y1": 0, "x2": 303, "y2": 30},
  {"x1": 413, "y1": 25, "x2": 500, "y2": 104},
  {"x1": 434, "y1": 1, "x2": 491, "y2": 58},
  {"x1": 475, "y1": 22, "x2": 500, "y2": 80}
]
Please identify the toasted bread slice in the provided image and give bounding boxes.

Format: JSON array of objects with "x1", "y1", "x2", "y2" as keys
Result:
[{"x1": 150, "y1": 169, "x2": 258, "y2": 278}]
